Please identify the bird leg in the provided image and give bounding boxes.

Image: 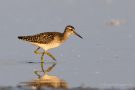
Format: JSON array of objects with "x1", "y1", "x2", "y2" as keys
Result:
[
  {"x1": 34, "y1": 47, "x2": 56, "y2": 61},
  {"x1": 41, "y1": 52, "x2": 45, "y2": 63},
  {"x1": 34, "y1": 47, "x2": 42, "y2": 54},
  {"x1": 34, "y1": 47, "x2": 45, "y2": 62},
  {"x1": 45, "y1": 51, "x2": 56, "y2": 61}
]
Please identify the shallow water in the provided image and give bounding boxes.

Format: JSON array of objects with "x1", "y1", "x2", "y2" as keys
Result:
[{"x1": 0, "y1": 0, "x2": 135, "y2": 89}]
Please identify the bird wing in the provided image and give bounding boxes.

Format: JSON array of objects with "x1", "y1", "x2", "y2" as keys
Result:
[{"x1": 18, "y1": 32, "x2": 61, "y2": 44}]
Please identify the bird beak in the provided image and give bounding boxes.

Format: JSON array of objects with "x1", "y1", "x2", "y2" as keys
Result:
[{"x1": 74, "y1": 31, "x2": 83, "y2": 39}]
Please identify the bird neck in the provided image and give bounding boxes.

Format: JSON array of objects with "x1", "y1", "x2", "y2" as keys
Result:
[{"x1": 62, "y1": 31, "x2": 71, "y2": 41}]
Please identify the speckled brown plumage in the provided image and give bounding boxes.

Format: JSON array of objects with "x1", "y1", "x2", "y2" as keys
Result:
[{"x1": 18, "y1": 32, "x2": 63, "y2": 44}]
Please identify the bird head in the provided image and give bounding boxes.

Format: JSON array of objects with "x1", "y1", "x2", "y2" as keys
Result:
[{"x1": 64, "y1": 25, "x2": 83, "y2": 39}]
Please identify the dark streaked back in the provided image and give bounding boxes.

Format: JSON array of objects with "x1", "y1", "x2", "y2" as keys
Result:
[{"x1": 18, "y1": 32, "x2": 63, "y2": 44}]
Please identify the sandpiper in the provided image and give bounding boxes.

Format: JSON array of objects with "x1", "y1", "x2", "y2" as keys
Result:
[{"x1": 18, "y1": 25, "x2": 83, "y2": 62}]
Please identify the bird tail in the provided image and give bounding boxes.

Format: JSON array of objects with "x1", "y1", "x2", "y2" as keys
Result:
[
  {"x1": 18, "y1": 36, "x2": 23, "y2": 39},
  {"x1": 18, "y1": 36, "x2": 37, "y2": 43},
  {"x1": 18, "y1": 36, "x2": 30, "y2": 41}
]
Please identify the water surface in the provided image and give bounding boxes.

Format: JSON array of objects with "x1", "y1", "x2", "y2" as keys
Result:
[{"x1": 0, "y1": 0, "x2": 135, "y2": 89}]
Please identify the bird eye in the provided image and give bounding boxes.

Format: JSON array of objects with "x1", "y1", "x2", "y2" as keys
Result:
[{"x1": 70, "y1": 28, "x2": 74, "y2": 30}]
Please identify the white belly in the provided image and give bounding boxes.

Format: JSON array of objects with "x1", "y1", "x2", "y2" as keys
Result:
[{"x1": 32, "y1": 42, "x2": 61, "y2": 51}]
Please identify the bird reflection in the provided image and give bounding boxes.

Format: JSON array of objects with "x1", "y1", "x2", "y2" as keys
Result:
[{"x1": 19, "y1": 62, "x2": 68, "y2": 89}]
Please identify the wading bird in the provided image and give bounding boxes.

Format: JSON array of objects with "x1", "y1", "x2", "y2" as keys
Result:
[{"x1": 18, "y1": 25, "x2": 83, "y2": 62}]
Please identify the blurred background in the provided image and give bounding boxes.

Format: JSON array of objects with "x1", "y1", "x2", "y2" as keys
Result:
[{"x1": 0, "y1": 0, "x2": 135, "y2": 88}]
